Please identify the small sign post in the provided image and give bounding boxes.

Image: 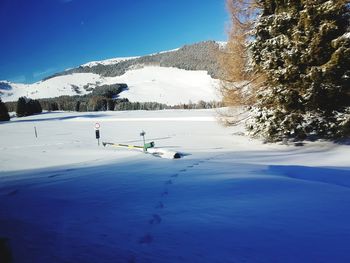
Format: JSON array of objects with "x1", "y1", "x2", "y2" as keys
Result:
[
  {"x1": 95, "y1": 123, "x2": 101, "y2": 146},
  {"x1": 140, "y1": 130, "x2": 146, "y2": 152}
]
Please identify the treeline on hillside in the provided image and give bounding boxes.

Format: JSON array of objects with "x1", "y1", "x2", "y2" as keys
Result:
[
  {"x1": 5, "y1": 83, "x2": 130, "y2": 113},
  {"x1": 5, "y1": 82, "x2": 223, "y2": 114},
  {"x1": 45, "y1": 41, "x2": 225, "y2": 81},
  {"x1": 6, "y1": 96, "x2": 222, "y2": 113},
  {"x1": 4, "y1": 81, "x2": 222, "y2": 117},
  {"x1": 4, "y1": 84, "x2": 222, "y2": 118},
  {"x1": 5, "y1": 96, "x2": 168, "y2": 112}
]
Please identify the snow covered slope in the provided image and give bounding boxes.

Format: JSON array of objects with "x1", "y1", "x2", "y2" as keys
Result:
[
  {"x1": 0, "y1": 41, "x2": 224, "y2": 105},
  {"x1": 0, "y1": 73, "x2": 102, "y2": 101},
  {"x1": 105, "y1": 66, "x2": 220, "y2": 105},
  {"x1": 0, "y1": 67, "x2": 220, "y2": 105},
  {"x1": 0, "y1": 109, "x2": 350, "y2": 263}
]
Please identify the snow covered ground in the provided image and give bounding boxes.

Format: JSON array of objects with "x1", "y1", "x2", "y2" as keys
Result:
[
  {"x1": 0, "y1": 109, "x2": 350, "y2": 263},
  {"x1": 106, "y1": 66, "x2": 220, "y2": 105}
]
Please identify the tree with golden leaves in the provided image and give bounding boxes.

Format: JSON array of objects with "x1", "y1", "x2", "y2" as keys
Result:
[{"x1": 220, "y1": 0, "x2": 262, "y2": 125}]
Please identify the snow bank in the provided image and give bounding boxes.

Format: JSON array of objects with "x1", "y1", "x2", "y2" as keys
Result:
[{"x1": 147, "y1": 148, "x2": 182, "y2": 159}]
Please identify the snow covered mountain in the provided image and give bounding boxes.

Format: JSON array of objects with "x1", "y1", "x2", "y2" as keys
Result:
[{"x1": 0, "y1": 41, "x2": 225, "y2": 105}]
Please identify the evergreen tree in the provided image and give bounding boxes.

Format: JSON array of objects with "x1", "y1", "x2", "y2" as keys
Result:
[
  {"x1": 0, "y1": 98, "x2": 10, "y2": 121},
  {"x1": 29, "y1": 99, "x2": 42, "y2": 115},
  {"x1": 16, "y1": 97, "x2": 27, "y2": 117},
  {"x1": 75, "y1": 101, "x2": 81, "y2": 112},
  {"x1": 249, "y1": 0, "x2": 350, "y2": 141},
  {"x1": 16, "y1": 97, "x2": 42, "y2": 117},
  {"x1": 35, "y1": 100, "x2": 43, "y2": 113},
  {"x1": 48, "y1": 101, "x2": 59, "y2": 111}
]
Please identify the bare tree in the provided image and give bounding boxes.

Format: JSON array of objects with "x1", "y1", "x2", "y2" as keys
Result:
[{"x1": 219, "y1": 0, "x2": 264, "y2": 125}]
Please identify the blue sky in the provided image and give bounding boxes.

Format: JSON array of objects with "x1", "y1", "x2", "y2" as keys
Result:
[{"x1": 0, "y1": 0, "x2": 228, "y2": 83}]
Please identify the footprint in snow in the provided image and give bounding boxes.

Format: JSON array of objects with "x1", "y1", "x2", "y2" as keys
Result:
[
  {"x1": 139, "y1": 233, "x2": 153, "y2": 244},
  {"x1": 48, "y1": 173, "x2": 61, "y2": 178},
  {"x1": 171, "y1": 174, "x2": 178, "y2": 178},
  {"x1": 165, "y1": 180, "x2": 173, "y2": 185},
  {"x1": 179, "y1": 169, "x2": 187, "y2": 172},
  {"x1": 155, "y1": 201, "x2": 164, "y2": 209},
  {"x1": 161, "y1": 191, "x2": 168, "y2": 197},
  {"x1": 7, "y1": 189, "x2": 19, "y2": 196},
  {"x1": 127, "y1": 255, "x2": 137, "y2": 263},
  {"x1": 149, "y1": 214, "x2": 162, "y2": 225}
]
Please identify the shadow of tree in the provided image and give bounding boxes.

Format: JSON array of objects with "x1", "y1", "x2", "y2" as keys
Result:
[
  {"x1": 267, "y1": 165, "x2": 350, "y2": 189},
  {"x1": 6, "y1": 113, "x2": 109, "y2": 124}
]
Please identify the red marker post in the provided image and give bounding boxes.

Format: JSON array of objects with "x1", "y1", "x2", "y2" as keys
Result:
[{"x1": 95, "y1": 123, "x2": 101, "y2": 146}]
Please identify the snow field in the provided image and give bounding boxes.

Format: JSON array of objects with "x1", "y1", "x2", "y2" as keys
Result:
[{"x1": 0, "y1": 109, "x2": 350, "y2": 263}]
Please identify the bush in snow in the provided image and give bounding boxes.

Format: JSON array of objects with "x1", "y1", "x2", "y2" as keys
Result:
[
  {"x1": 0, "y1": 98, "x2": 10, "y2": 121},
  {"x1": 248, "y1": 0, "x2": 350, "y2": 141}
]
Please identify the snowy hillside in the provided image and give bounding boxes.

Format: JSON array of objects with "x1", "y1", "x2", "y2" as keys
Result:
[
  {"x1": 0, "y1": 73, "x2": 101, "y2": 101},
  {"x1": 0, "y1": 41, "x2": 224, "y2": 105},
  {"x1": 0, "y1": 67, "x2": 220, "y2": 105},
  {"x1": 1, "y1": 109, "x2": 350, "y2": 263},
  {"x1": 106, "y1": 66, "x2": 220, "y2": 105}
]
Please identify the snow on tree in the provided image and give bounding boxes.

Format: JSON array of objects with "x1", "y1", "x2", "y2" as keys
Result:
[{"x1": 248, "y1": 0, "x2": 350, "y2": 141}]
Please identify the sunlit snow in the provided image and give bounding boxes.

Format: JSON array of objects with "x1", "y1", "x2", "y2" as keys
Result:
[{"x1": 1, "y1": 109, "x2": 349, "y2": 263}]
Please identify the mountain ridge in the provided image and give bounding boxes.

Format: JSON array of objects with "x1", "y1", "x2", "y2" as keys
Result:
[{"x1": 43, "y1": 40, "x2": 225, "y2": 81}]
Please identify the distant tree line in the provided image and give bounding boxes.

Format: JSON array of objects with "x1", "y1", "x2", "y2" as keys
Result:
[
  {"x1": 4, "y1": 84, "x2": 223, "y2": 117},
  {"x1": 6, "y1": 96, "x2": 222, "y2": 113},
  {"x1": 172, "y1": 100, "x2": 223, "y2": 110}
]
